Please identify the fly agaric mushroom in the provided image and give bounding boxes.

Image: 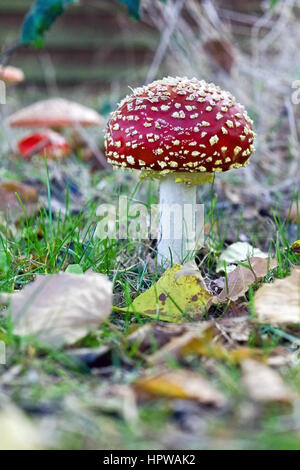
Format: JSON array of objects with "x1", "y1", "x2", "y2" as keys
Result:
[
  {"x1": 9, "y1": 98, "x2": 104, "y2": 161},
  {"x1": 105, "y1": 76, "x2": 255, "y2": 265},
  {"x1": 0, "y1": 65, "x2": 24, "y2": 84},
  {"x1": 18, "y1": 129, "x2": 71, "y2": 160},
  {"x1": 9, "y1": 98, "x2": 103, "y2": 128}
]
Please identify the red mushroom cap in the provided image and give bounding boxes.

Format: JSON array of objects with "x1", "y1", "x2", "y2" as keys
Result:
[
  {"x1": 105, "y1": 77, "x2": 254, "y2": 182},
  {"x1": 9, "y1": 98, "x2": 103, "y2": 128},
  {"x1": 0, "y1": 65, "x2": 24, "y2": 84},
  {"x1": 18, "y1": 130, "x2": 71, "y2": 160}
]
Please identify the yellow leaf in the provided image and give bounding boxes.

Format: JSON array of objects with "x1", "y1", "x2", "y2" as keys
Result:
[
  {"x1": 125, "y1": 263, "x2": 212, "y2": 322},
  {"x1": 291, "y1": 240, "x2": 300, "y2": 254},
  {"x1": 147, "y1": 324, "x2": 263, "y2": 365},
  {"x1": 133, "y1": 369, "x2": 225, "y2": 406}
]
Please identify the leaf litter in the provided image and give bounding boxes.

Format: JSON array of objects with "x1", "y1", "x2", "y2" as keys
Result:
[
  {"x1": 0, "y1": 179, "x2": 299, "y2": 448},
  {"x1": 4, "y1": 271, "x2": 112, "y2": 348},
  {"x1": 255, "y1": 268, "x2": 300, "y2": 324}
]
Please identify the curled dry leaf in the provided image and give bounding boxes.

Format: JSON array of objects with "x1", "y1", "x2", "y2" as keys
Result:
[
  {"x1": 254, "y1": 268, "x2": 300, "y2": 324},
  {"x1": 216, "y1": 242, "x2": 269, "y2": 273},
  {"x1": 122, "y1": 263, "x2": 212, "y2": 322},
  {"x1": 133, "y1": 369, "x2": 226, "y2": 407},
  {"x1": 241, "y1": 359, "x2": 296, "y2": 405},
  {"x1": 213, "y1": 257, "x2": 278, "y2": 302},
  {"x1": 8, "y1": 272, "x2": 112, "y2": 348}
]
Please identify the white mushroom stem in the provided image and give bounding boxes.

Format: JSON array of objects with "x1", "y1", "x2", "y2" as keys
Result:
[{"x1": 158, "y1": 175, "x2": 196, "y2": 266}]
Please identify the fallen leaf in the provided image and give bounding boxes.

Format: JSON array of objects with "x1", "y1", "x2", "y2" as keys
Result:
[
  {"x1": 291, "y1": 240, "x2": 300, "y2": 254},
  {"x1": 220, "y1": 302, "x2": 249, "y2": 319},
  {"x1": 147, "y1": 323, "x2": 263, "y2": 365},
  {"x1": 241, "y1": 359, "x2": 296, "y2": 404},
  {"x1": 216, "y1": 317, "x2": 251, "y2": 343},
  {"x1": 122, "y1": 262, "x2": 212, "y2": 322},
  {"x1": 267, "y1": 346, "x2": 298, "y2": 368},
  {"x1": 0, "y1": 181, "x2": 38, "y2": 203},
  {"x1": 217, "y1": 242, "x2": 268, "y2": 273},
  {"x1": 214, "y1": 257, "x2": 278, "y2": 302},
  {"x1": 254, "y1": 268, "x2": 300, "y2": 324},
  {"x1": 7, "y1": 272, "x2": 112, "y2": 347},
  {"x1": 0, "y1": 181, "x2": 39, "y2": 218},
  {"x1": 0, "y1": 404, "x2": 42, "y2": 450},
  {"x1": 179, "y1": 336, "x2": 263, "y2": 365},
  {"x1": 134, "y1": 369, "x2": 226, "y2": 407},
  {"x1": 127, "y1": 322, "x2": 194, "y2": 353}
]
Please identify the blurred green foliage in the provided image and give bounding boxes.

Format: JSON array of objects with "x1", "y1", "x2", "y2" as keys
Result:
[
  {"x1": 22, "y1": 0, "x2": 76, "y2": 47},
  {"x1": 119, "y1": 0, "x2": 141, "y2": 19}
]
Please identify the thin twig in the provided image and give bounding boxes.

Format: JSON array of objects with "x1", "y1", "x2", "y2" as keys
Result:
[{"x1": 145, "y1": 0, "x2": 186, "y2": 84}]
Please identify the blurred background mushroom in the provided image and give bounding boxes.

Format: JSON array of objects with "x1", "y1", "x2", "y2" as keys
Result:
[
  {"x1": 17, "y1": 129, "x2": 71, "y2": 161},
  {"x1": 9, "y1": 98, "x2": 103, "y2": 128},
  {"x1": 0, "y1": 65, "x2": 24, "y2": 85},
  {"x1": 8, "y1": 98, "x2": 106, "y2": 164}
]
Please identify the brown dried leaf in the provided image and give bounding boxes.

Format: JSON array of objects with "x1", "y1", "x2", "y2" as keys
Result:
[
  {"x1": 242, "y1": 359, "x2": 296, "y2": 404},
  {"x1": 255, "y1": 268, "x2": 300, "y2": 324},
  {"x1": 214, "y1": 257, "x2": 278, "y2": 302},
  {"x1": 134, "y1": 369, "x2": 226, "y2": 407},
  {"x1": 217, "y1": 317, "x2": 251, "y2": 343},
  {"x1": 0, "y1": 181, "x2": 39, "y2": 218},
  {"x1": 8, "y1": 272, "x2": 112, "y2": 347},
  {"x1": 127, "y1": 322, "x2": 198, "y2": 354},
  {"x1": 148, "y1": 324, "x2": 263, "y2": 365}
]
